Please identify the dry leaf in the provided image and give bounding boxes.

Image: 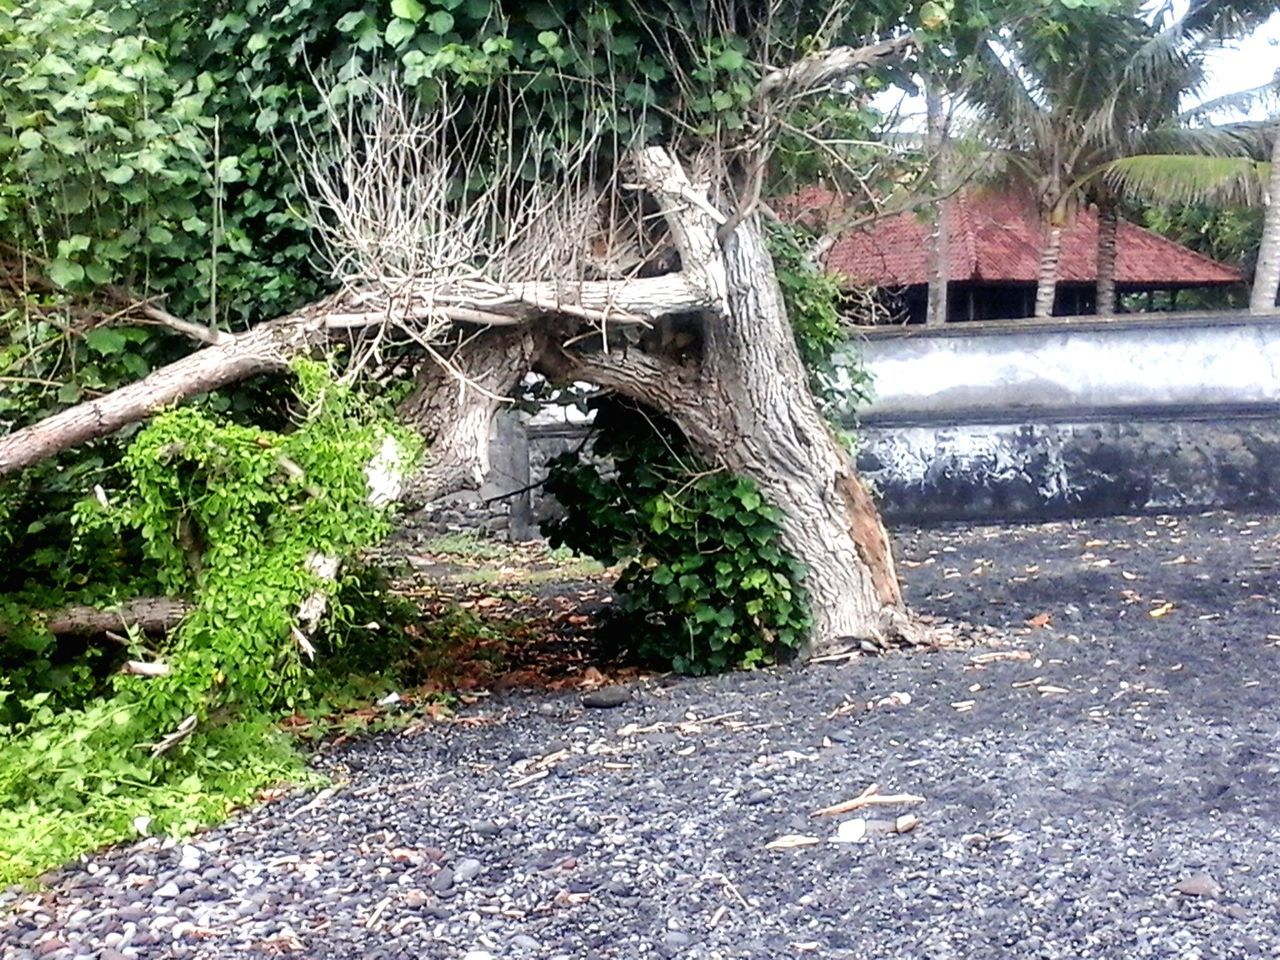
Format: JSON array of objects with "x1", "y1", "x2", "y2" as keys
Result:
[
  {"x1": 1149, "y1": 602, "x2": 1175, "y2": 618},
  {"x1": 1026, "y1": 612, "x2": 1052, "y2": 628},
  {"x1": 895, "y1": 814, "x2": 920, "y2": 834},
  {"x1": 764, "y1": 834, "x2": 822, "y2": 851}
]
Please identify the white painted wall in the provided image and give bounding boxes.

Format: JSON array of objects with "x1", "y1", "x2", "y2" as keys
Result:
[{"x1": 848, "y1": 317, "x2": 1280, "y2": 421}]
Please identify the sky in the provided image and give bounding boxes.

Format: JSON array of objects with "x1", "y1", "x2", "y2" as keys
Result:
[
  {"x1": 1197, "y1": 12, "x2": 1280, "y2": 116},
  {"x1": 877, "y1": 10, "x2": 1280, "y2": 127}
]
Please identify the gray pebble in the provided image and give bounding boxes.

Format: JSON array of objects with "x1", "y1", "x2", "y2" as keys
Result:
[{"x1": 582, "y1": 687, "x2": 632, "y2": 708}]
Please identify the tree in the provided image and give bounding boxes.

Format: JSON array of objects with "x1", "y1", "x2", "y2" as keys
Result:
[
  {"x1": 0, "y1": 1, "x2": 924, "y2": 657},
  {"x1": 1251, "y1": 119, "x2": 1280, "y2": 312},
  {"x1": 963, "y1": 0, "x2": 1276, "y2": 318}
]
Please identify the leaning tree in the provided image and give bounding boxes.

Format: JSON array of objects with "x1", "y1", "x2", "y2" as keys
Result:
[{"x1": 0, "y1": 1, "x2": 927, "y2": 655}]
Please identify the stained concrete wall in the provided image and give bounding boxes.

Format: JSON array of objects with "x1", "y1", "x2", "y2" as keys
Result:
[
  {"x1": 843, "y1": 313, "x2": 1280, "y2": 522},
  {"x1": 419, "y1": 313, "x2": 1280, "y2": 534},
  {"x1": 851, "y1": 314, "x2": 1280, "y2": 423}
]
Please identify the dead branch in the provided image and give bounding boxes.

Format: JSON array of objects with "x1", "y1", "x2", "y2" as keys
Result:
[
  {"x1": 756, "y1": 35, "x2": 916, "y2": 102},
  {"x1": 1, "y1": 597, "x2": 192, "y2": 638}
]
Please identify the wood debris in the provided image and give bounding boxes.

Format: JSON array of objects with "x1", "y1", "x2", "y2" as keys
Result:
[{"x1": 810, "y1": 783, "x2": 925, "y2": 818}]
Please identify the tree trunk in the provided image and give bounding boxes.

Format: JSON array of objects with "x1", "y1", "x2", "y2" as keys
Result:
[
  {"x1": 0, "y1": 310, "x2": 332, "y2": 477},
  {"x1": 1034, "y1": 224, "x2": 1062, "y2": 319},
  {"x1": 396, "y1": 327, "x2": 541, "y2": 506},
  {"x1": 1095, "y1": 200, "x2": 1119, "y2": 317},
  {"x1": 1252, "y1": 123, "x2": 1280, "y2": 314},
  {"x1": 705, "y1": 219, "x2": 904, "y2": 651},
  {"x1": 543, "y1": 215, "x2": 909, "y2": 655},
  {"x1": 925, "y1": 81, "x2": 950, "y2": 327}
]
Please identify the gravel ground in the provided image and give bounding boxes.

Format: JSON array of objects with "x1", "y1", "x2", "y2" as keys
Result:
[{"x1": 4, "y1": 510, "x2": 1279, "y2": 960}]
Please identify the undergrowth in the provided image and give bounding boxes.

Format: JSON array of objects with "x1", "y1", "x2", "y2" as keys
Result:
[{"x1": 0, "y1": 361, "x2": 422, "y2": 887}]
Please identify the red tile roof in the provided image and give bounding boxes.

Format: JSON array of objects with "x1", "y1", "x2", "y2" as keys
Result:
[{"x1": 778, "y1": 186, "x2": 1241, "y2": 288}]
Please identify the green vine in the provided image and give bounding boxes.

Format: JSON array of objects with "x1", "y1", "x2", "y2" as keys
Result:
[
  {"x1": 544, "y1": 398, "x2": 811, "y2": 675},
  {"x1": 0, "y1": 360, "x2": 420, "y2": 886}
]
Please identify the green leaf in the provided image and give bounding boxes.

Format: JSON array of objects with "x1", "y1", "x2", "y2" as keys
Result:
[
  {"x1": 84, "y1": 328, "x2": 128, "y2": 356},
  {"x1": 17, "y1": 129, "x2": 43, "y2": 150},
  {"x1": 425, "y1": 10, "x2": 454, "y2": 34},
  {"x1": 386, "y1": 18, "x2": 416, "y2": 47},
  {"x1": 102, "y1": 165, "x2": 135, "y2": 185},
  {"x1": 714, "y1": 48, "x2": 745, "y2": 70},
  {"x1": 391, "y1": 0, "x2": 427, "y2": 22},
  {"x1": 47, "y1": 259, "x2": 85, "y2": 288}
]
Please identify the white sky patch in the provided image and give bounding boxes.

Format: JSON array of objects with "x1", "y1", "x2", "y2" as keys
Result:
[{"x1": 874, "y1": 9, "x2": 1280, "y2": 128}]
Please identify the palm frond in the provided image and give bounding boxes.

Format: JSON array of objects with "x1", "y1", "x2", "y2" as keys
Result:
[
  {"x1": 1180, "y1": 77, "x2": 1280, "y2": 123},
  {"x1": 1138, "y1": 123, "x2": 1261, "y2": 156},
  {"x1": 1101, "y1": 153, "x2": 1270, "y2": 205}
]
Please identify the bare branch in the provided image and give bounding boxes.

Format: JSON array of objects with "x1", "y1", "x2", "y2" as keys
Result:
[{"x1": 756, "y1": 35, "x2": 915, "y2": 102}]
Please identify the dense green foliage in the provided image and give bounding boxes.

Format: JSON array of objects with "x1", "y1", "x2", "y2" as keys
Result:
[
  {"x1": 544, "y1": 398, "x2": 811, "y2": 674},
  {"x1": 0, "y1": 364, "x2": 418, "y2": 885}
]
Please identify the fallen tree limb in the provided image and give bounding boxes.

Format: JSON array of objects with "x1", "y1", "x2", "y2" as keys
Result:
[{"x1": 3, "y1": 597, "x2": 192, "y2": 638}]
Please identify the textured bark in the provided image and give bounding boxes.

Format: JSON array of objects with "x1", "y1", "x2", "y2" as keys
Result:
[
  {"x1": 1034, "y1": 224, "x2": 1063, "y2": 319},
  {"x1": 707, "y1": 220, "x2": 903, "y2": 652},
  {"x1": 1252, "y1": 124, "x2": 1280, "y2": 315},
  {"x1": 397, "y1": 327, "x2": 542, "y2": 506},
  {"x1": 924, "y1": 82, "x2": 950, "y2": 327},
  {"x1": 1095, "y1": 200, "x2": 1119, "y2": 317},
  {"x1": 6, "y1": 597, "x2": 192, "y2": 638}
]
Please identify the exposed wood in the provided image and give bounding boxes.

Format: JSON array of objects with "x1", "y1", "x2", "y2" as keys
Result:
[
  {"x1": 0, "y1": 307, "x2": 334, "y2": 477},
  {"x1": 3, "y1": 597, "x2": 192, "y2": 638},
  {"x1": 756, "y1": 35, "x2": 915, "y2": 101}
]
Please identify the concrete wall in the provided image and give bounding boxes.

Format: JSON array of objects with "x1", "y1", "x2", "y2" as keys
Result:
[
  {"x1": 843, "y1": 313, "x2": 1280, "y2": 522},
  {"x1": 851, "y1": 314, "x2": 1280, "y2": 423},
  {"x1": 416, "y1": 313, "x2": 1280, "y2": 535}
]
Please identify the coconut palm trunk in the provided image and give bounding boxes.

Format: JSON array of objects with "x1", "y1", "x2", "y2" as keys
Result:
[
  {"x1": 1034, "y1": 223, "x2": 1062, "y2": 318},
  {"x1": 925, "y1": 81, "x2": 950, "y2": 326},
  {"x1": 1095, "y1": 199, "x2": 1120, "y2": 316},
  {"x1": 1251, "y1": 124, "x2": 1280, "y2": 315}
]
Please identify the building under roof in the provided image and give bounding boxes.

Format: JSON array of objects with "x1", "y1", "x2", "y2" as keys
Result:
[{"x1": 781, "y1": 187, "x2": 1242, "y2": 323}]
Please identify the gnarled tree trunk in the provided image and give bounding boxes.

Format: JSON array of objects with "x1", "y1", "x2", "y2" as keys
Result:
[{"x1": 705, "y1": 220, "x2": 902, "y2": 648}]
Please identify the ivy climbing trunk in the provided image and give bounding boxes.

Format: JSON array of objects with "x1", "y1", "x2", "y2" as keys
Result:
[
  {"x1": 699, "y1": 219, "x2": 904, "y2": 653},
  {"x1": 1095, "y1": 200, "x2": 1119, "y2": 317}
]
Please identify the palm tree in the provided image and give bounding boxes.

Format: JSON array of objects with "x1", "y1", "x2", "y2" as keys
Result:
[
  {"x1": 1101, "y1": 113, "x2": 1277, "y2": 313},
  {"x1": 1255, "y1": 120, "x2": 1280, "y2": 312},
  {"x1": 963, "y1": 0, "x2": 1275, "y2": 318}
]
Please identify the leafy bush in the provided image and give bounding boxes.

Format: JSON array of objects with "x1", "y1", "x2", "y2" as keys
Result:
[
  {"x1": 543, "y1": 397, "x2": 810, "y2": 674},
  {"x1": 0, "y1": 362, "x2": 418, "y2": 886}
]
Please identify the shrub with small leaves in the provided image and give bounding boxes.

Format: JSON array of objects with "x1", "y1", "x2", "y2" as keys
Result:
[{"x1": 544, "y1": 397, "x2": 810, "y2": 674}]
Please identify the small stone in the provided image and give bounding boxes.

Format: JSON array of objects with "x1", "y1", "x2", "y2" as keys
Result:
[
  {"x1": 154, "y1": 881, "x2": 181, "y2": 898},
  {"x1": 178, "y1": 845, "x2": 201, "y2": 871},
  {"x1": 454, "y1": 858, "x2": 483, "y2": 884},
  {"x1": 744, "y1": 789, "x2": 772, "y2": 806},
  {"x1": 661, "y1": 931, "x2": 691, "y2": 955},
  {"x1": 510, "y1": 934, "x2": 541, "y2": 951},
  {"x1": 833, "y1": 818, "x2": 868, "y2": 844},
  {"x1": 36, "y1": 939, "x2": 69, "y2": 957},
  {"x1": 462, "y1": 952, "x2": 496, "y2": 960},
  {"x1": 429, "y1": 868, "x2": 455, "y2": 894},
  {"x1": 582, "y1": 687, "x2": 632, "y2": 709},
  {"x1": 1175, "y1": 873, "x2": 1220, "y2": 898}
]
